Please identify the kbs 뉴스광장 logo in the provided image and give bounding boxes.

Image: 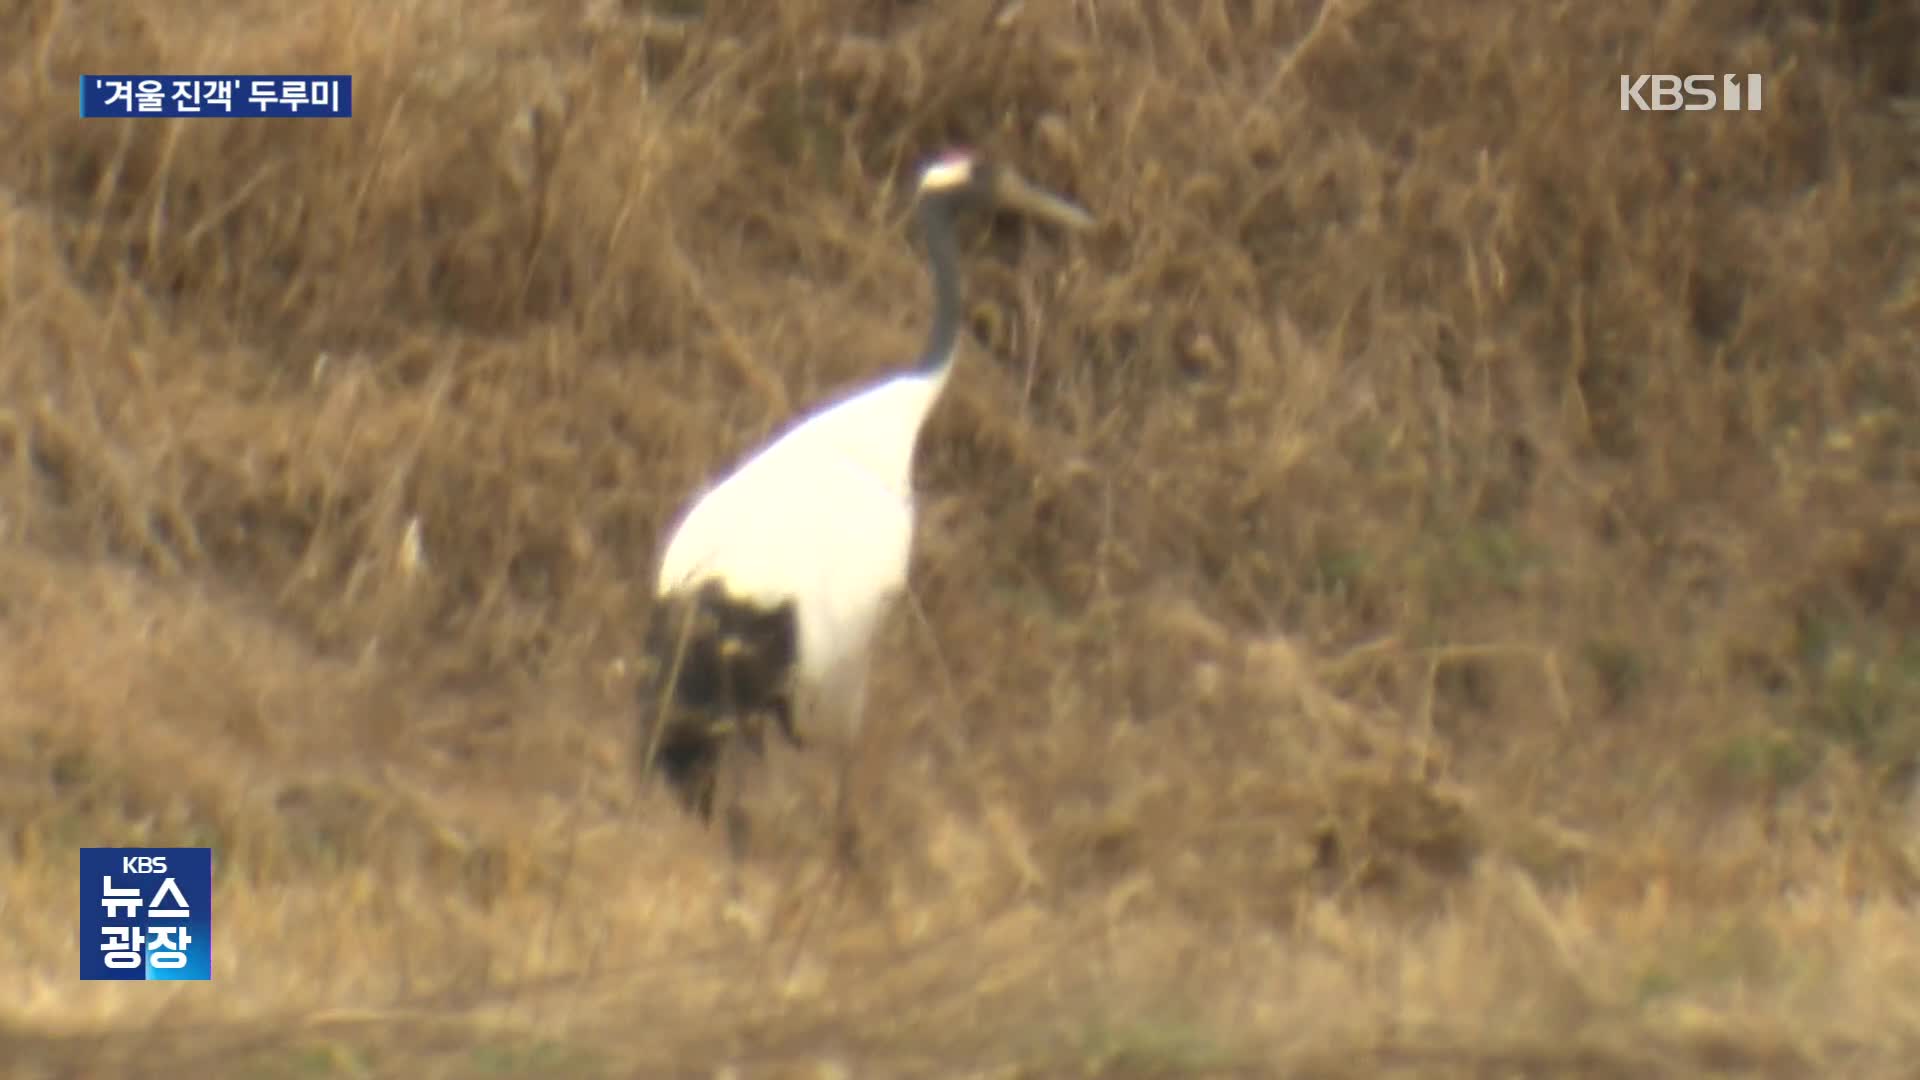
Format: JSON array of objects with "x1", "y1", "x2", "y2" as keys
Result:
[{"x1": 79, "y1": 847, "x2": 213, "y2": 981}]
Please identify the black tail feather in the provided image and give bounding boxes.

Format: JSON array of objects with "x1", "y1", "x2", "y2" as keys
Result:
[{"x1": 653, "y1": 725, "x2": 721, "y2": 821}]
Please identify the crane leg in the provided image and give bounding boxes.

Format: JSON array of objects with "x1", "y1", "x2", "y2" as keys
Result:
[{"x1": 832, "y1": 744, "x2": 861, "y2": 869}]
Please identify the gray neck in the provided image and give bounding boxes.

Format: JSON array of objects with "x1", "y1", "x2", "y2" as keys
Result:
[{"x1": 913, "y1": 193, "x2": 963, "y2": 376}]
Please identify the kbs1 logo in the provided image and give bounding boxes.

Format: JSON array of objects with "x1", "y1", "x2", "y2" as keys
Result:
[
  {"x1": 79, "y1": 848, "x2": 213, "y2": 981},
  {"x1": 1620, "y1": 74, "x2": 1764, "y2": 112}
]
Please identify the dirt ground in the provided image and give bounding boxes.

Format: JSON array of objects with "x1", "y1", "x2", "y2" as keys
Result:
[{"x1": 2, "y1": 0, "x2": 1918, "y2": 1076}]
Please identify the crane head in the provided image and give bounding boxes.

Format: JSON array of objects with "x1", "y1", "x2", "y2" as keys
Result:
[{"x1": 915, "y1": 149, "x2": 1096, "y2": 232}]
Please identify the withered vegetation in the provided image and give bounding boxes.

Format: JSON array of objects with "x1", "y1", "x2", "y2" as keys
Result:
[{"x1": 2, "y1": 0, "x2": 1918, "y2": 1076}]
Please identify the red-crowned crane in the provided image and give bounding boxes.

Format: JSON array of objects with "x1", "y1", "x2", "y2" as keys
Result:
[{"x1": 636, "y1": 149, "x2": 1094, "y2": 851}]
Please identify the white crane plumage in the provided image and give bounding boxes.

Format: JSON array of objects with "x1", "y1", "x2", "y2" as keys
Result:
[{"x1": 635, "y1": 149, "x2": 1094, "y2": 835}]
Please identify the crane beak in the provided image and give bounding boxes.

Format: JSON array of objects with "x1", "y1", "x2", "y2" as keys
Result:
[{"x1": 991, "y1": 168, "x2": 1096, "y2": 231}]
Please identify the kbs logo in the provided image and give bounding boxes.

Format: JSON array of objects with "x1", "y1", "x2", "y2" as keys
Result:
[
  {"x1": 79, "y1": 847, "x2": 213, "y2": 981},
  {"x1": 1620, "y1": 74, "x2": 1763, "y2": 111}
]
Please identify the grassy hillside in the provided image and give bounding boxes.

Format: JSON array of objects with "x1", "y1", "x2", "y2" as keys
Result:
[{"x1": 2, "y1": 0, "x2": 1917, "y2": 1075}]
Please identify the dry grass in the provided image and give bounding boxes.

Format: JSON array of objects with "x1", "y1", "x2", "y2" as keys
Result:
[{"x1": 3, "y1": 0, "x2": 1919, "y2": 1075}]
